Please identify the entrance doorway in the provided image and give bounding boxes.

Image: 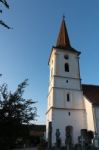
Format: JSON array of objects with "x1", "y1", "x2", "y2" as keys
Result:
[{"x1": 65, "y1": 125, "x2": 73, "y2": 144}]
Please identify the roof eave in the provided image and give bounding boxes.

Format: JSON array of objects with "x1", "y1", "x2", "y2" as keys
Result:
[{"x1": 53, "y1": 46, "x2": 81, "y2": 56}]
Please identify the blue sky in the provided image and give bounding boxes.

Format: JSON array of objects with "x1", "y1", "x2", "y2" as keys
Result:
[{"x1": 0, "y1": 0, "x2": 99, "y2": 124}]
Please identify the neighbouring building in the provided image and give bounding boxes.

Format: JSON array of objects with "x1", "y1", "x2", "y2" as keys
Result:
[{"x1": 46, "y1": 17, "x2": 99, "y2": 146}]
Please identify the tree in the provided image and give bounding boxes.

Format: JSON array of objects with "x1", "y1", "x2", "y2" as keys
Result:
[
  {"x1": 0, "y1": 0, "x2": 11, "y2": 29},
  {"x1": 0, "y1": 79, "x2": 37, "y2": 149}
]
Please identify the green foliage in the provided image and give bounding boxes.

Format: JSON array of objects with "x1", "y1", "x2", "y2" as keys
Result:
[{"x1": 0, "y1": 79, "x2": 37, "y2": 149}]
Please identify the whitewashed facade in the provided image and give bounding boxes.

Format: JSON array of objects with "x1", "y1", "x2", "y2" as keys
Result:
[{"x1": 46, "y1": 18, "x2": 99, "y2": 146}]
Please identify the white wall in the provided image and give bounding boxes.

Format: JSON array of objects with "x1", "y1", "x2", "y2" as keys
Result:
[
  {"x1": 51, "y1": 109, "x2": 86, "y2": 145},
  {"x1": 47, "y1": 47, "x2": 87, "y2": 146},
  {"x1": 84, "y1": 97, "x2": 95, "y2": 132},
  {"x1": 54, "y1": 76, "x2": 81, "y2": 90},
  {"x1": 94, "y1": 106, "x2": 99, "y2": 134},
  {"x1": 51, "y1": 48, "x2": 80, "y2": 79},
  {"x1": 47, "y1": 88, "x2": 54, "y2": 109},
  {"x1": 54, "y1": 88, "x2": 85, "y2": 109},
  {"x1": 49, "y1": 48, "x2": 80, "y2": 79}
]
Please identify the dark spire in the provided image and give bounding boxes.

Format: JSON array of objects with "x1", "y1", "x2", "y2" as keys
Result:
[{"x1": 56, "y1": 16, "x2": 71, "y2": 48}]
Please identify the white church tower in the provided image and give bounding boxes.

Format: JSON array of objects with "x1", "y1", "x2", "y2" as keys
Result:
[{"x1": 46, "y1": 17, "x2": 87, "y2": 146}]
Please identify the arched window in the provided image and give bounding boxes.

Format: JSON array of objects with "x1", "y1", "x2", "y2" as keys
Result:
[
  {"x1": 67, "y1": 93, "x2": 70, "y2": 102},
  {"x1": 68, "y1": 112, "x2": 71, "y2": 116},
  {"x1": 65, "y1": 126, "x2": 73, "y2": 137},
  {"x1": 65, "y1": 63, "x2": 69, "y2": 72}
]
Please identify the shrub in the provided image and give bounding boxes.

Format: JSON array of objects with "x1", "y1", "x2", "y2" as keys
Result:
[{"x1": 37, "y1": 140, "x2": 47, "y2": 150}]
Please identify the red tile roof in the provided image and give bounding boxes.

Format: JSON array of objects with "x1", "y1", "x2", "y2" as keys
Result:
[{"x1": 82, "y1": 84, "x2": 99, "y2": 105}]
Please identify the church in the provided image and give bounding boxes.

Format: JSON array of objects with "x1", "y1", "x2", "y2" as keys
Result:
[{"x1": 46, "y1": 17, "x2": 99, "y2": 146}]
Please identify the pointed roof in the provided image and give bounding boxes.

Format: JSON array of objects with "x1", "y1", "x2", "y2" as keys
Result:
[
  {"x1": 54, "y1": 17, "x2": 80, "y2": 55},
  {"x1": 56, "y1": 16, "x2": 71, "y2": 48}
]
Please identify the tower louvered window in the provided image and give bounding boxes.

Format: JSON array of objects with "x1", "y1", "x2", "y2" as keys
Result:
[
  {"x1": 67, "y1": 93, "x2": 70, "y2": 102},
  {"x1": 65, "y1": 63, "x2": 69, "y2": 72}
]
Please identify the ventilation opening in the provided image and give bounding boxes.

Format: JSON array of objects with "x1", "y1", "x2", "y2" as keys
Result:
[
  {"x1": 67, "y1": 93, "x2": 70, "y2": 102},
  {"x1": 68, "y1": 112, "x2": 71, "y2": 116}
]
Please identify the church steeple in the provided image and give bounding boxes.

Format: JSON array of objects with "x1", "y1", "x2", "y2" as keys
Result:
[
  {"x1": 56, "y1": 17, "x2": 71, "y2": 48},
  {"x1": 46, "y1": 17, "x2": 86, "y2": 146}
]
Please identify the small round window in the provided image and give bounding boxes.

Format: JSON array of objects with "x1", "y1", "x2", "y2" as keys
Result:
[{"x1": 64, "y1": 55, "x2": 69, "y2": 59}]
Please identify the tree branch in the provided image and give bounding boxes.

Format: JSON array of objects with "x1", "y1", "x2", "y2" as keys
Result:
[
  {"x1": 0, "y1": 0, "x2": 9, "y2": 9},
  {"x1": 0, "y1": 20, "x2": 11, "y2": 29}
]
